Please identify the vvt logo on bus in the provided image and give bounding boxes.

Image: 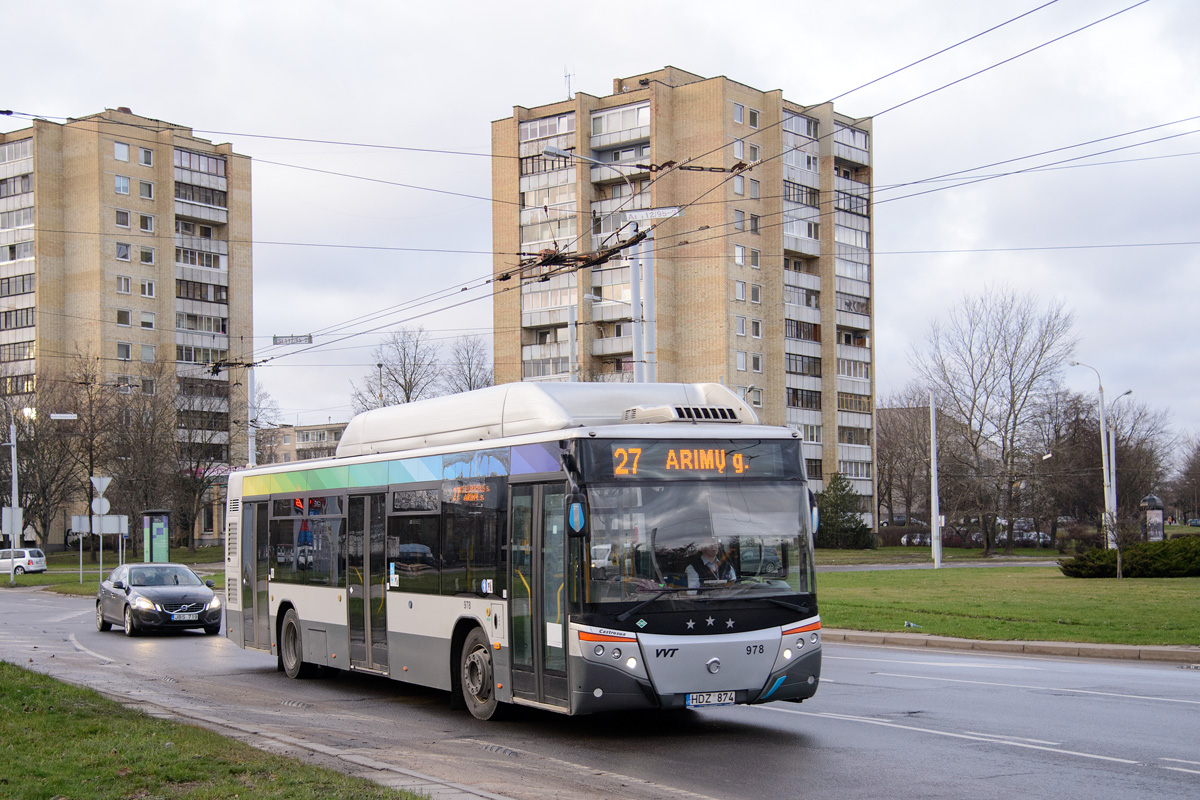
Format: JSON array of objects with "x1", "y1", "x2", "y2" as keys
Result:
[{"x1": 655, "y1": 647, "x2": 679, "y2": 658}]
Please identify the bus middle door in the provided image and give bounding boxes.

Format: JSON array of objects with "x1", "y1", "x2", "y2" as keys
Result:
[
  {"x1": 347, "y1": 493, "x2": 389, "y2": 674},
  {"x1": 509, "y1": 483, "x2": 568, "y2": 710}
]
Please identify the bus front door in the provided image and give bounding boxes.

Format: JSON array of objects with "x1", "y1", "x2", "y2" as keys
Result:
[
  {"x1": 239, "y1": 501, "x2": 269, "y2": 651},
  {"x1": 509, "y1": 483, "x2": 568, "y2": 710},
  {"x1": 347, "y1": 493, "x2": 389, "y2": 674}
]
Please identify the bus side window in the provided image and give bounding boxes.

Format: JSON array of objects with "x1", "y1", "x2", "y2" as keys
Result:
[{"x1": 387, "y1": 515, "x2": 440, "y2": 594}]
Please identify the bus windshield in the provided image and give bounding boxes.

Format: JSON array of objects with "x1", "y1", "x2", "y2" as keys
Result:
[{"x1": 585, "y1": 481, "x2": 813, "y2": 604}]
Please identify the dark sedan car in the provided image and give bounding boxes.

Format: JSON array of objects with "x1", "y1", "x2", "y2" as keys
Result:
[{"x1": 96, "y1": 563, "x2": 222, "y2": 636}]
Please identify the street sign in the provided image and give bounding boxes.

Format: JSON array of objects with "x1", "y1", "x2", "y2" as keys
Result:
[
  {"x1": 2, "y1": 507, "x2": 22, "y2": 541},
  {"x1": 272, "y1": 334, "x2": 313, "y2": 345},
  {"x1": 624, "y1": 207, "x2": 683, "y2": 221},
  {"x1": 91, "y1": 497, "x2": 111, "y2": 515},
  {"x1": 90, "y1": 476, "x2": 112, "y2": 495}
]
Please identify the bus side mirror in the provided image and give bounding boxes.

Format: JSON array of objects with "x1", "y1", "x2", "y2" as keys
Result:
[{"x1": 567, "y1": 491, "x2": 588, "y2": 538}]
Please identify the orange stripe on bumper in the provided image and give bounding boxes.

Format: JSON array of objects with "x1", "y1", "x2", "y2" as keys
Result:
[
  {"x1": 782, "y1": 621, "x2": 822, "y2": 635},
  {"x1": 578, "y1": 631, "x2": 638, "y2": 642}
]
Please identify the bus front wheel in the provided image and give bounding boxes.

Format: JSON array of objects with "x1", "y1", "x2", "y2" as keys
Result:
[
  {"x1": 280, "y1": 609, "x2": 315, "y2": 679},
  {"x1": 460, "y1": 628, "x2": 501, "y2": 720}
]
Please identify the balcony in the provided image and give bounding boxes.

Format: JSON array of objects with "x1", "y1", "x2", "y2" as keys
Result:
[
  {"x1": 522, "y1": 341, "x2": 570, "y2": 361},
  {"x1": 590, "y1": 161, "x2": 650, "y2": 185},
  {"x1": 834, "y1": 142, "x2": 869, "y2": 166},
  {"x1": 590, "y1": 124, "x2": 650, "y2": 150},
  {"x1": 590, "y1": 301, "x2": 631, "y2": 323},
  {"x1": 592, "y1": 335, "x2": 633, "y2": 357}
]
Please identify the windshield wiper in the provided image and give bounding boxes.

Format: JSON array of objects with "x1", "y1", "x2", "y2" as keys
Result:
[
  {"x1": 760, "y1": 596, "x2": 810, "y2": 614},
  {"x1": 616, "y1": 587, "x2": 718, "y2": 621}
]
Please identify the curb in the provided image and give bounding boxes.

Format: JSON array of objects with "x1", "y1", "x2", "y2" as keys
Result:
[{"x1": 823, "y1": 629, "x2": 1200, "y2": 664}]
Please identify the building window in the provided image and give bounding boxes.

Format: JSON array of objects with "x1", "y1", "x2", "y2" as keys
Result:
[
  {"x1": 115, "y1": 210, "x2": 130, "y2": 228},
  {"x1": 750, "y1": 284, "x2": 761, "y2": 304},
  {"x1": 140, "y1": 312, "x2": 155, "y2": 330},
  {"x1": 735, "y1": 316, "x2": 746, "y2": 336},
  {"x1": 837, "y1": 359, "x2": 871, "y2": 380},
  {"x1": 785, "y1": 354, "x2": 822, "y2": 377},
  {"x1": 114, "y1": 142, "x2": 129, "y2": 162},
  {"x1": 802, "y1": 424, "x2": 822, "y2": 443},
  {"x1": 734, "y1": 245, "x2": 745, "y2": 265},
  {"x1": 117, "y1": 342, "x2": 132, "y2": 361},
  {"x1": 0, "y1": 174, "x2": 31, "y2": 199},
  {"x1": 787, "y1": 389, "x2": 822, "y2": 410},
  {"x1": 839, "y1": 460, "x2": 873, "y2": 479},
  {"x1": 140, "y1": 280, "x2": 155, "y2": 298},
  {"x1": 837, "y1": 292, "x2": 870, "y2": 315},
  {"x1": 141, "y1": 378, "x2": 155, "y2": 395},
  {"x1": 735, "y1": 281, "x2": 746, "y2": 301},
  {"x1": 806, "y1": 459, "x2": 823, "y2": 480},
  {"x1": 751, "y1": 319, "x2": 762, "y2": 338},
  {"x1": 747, "y1": 143, "x2": 760, "y2": 162},
  {"x1": 0, "y1": 242, "x2": 33, "y2": 263},
  {"x1": 734, "y1": 210, "x2": 745, "y2": 231},
  {"x1": 784, "y1": 182, "x2": 820, "y2": 206},
  {"x1": 176, "y1": 279, "x2": 229, "y2": 304},
  {"x1": 176, "y1": 248, "x2": 221, "y2": 269},
  {"x1": 733, "y1": 103, "x2": 744, "y2": 124},
  {"x1": 116, "y1": 243, "x2": 131, "y2": 261},
  {"x1": 748, "y1": 108, "x2": 759, "y2": 128},
  {"x1": 748, "y1": 388, "x2": 762, "y2": 407},
  {"x1": 116, "y1": 276, "x2": 131, "y2": 294},
  {"x1": 750, "y1": 179, "x2": 760, "y2": 199},
  {"x1": 141, "y1": 344, "x2": 155, "y2": 363},
  {"x1": 139, "y1": 215, "x2": 154, "y2": 233},
  {"x1": 837, "y1": 392, "x2": 872, "y2": 414},
  {"x1": 116, "y1": 309, "x2": 131, "y2": 327},
  {"x1": 750, "y1": 214, "x2": 760, "y2": 234},
  {"x1": 733, "y1": 175, "x2": 744, "y2": 195},
  {"x1": 0, "y1": 308, "x2": 33, "y2": 331},
  {"x1": 734, "y1": 139, "x2": 744, "y2": 159},
  {"x1": 0, "y1": 342, "x2": 34, "y2": 363},
  {"x1": 139, "y1": 181, "x2": 154, "y2": 200},
  {"x1": 115, "y1": 176, "x2": 130, "y2": 195},
  {"x1": 751, "y1": 353, "x2": 763, "y2": 373},
  {"x1": 139, "y1": 148, "x2": 153, "y2": 167},
  {"x1": 749, "y1": 249, "x2": 760, "y2": 268},
  {"x1": 174, "y1": 149, "x2": 226, "y2": 177},
  {"x1": 838, "y1": 427, "x2": 872, "y2": 446},
  {"x1": 736, "y1": 351, "x2": 747, "y2": 371},
  {"x1": 0, "y1": 274, "x2": 34, "y2": 298},
  {"x1": 785, "y1": 319, "x2": 821, "y2": 342},
  {"x1": 139, "y1": 247, "x2": 154, "y2": 265},
  {"x1": 518, "y1": 113, "x2": 576, "y2": 142}
]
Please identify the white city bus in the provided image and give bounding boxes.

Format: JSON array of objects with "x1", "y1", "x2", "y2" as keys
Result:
[{"x1": 224, "y1": 382, "x2": 821, "y2": 719}]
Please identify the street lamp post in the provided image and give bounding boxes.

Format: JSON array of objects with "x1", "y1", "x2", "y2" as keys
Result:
[{"x1": 1069, "y1": 361, "x2": 1118, "y2": 549}]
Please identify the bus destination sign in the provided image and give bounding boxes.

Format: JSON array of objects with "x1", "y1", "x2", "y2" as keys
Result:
[{"x1": 592, "y1": 439, "x2": 798, "y2": 481}]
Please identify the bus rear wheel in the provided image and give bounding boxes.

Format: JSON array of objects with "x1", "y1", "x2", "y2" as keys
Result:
[
  {"x1": 460, "y1": 628, "x2": 502, "y2": 720},
  {"x1": 280, "y1": 609, "x2": 315, "y2": 679}
]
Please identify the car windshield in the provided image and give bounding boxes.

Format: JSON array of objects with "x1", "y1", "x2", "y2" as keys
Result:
[
  {"x1": 584, "y1": 481, "x2": 814, "y2": 605},
  {"x1": 128, "y1": 566, "x2": 203, "y2": 587}
]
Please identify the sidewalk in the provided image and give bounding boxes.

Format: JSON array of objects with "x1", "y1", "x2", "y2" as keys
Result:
[{"x1": 823, "y1": 628, "x2": 1200, "y2": 664}]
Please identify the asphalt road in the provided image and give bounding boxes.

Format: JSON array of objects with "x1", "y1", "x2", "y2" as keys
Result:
[{"x1": 2, "y1": 588, "x2": 1199, "y2": 800}]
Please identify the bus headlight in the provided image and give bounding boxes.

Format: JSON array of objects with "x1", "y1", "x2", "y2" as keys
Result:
[{"x1": 626, "y1": 657, "x2": 637, "y2": 670}]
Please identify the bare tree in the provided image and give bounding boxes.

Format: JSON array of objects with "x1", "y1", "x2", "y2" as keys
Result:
[
  {"x1": 107, "y1": 362, "x2": 181, "y2": 556},
  {"x1": 5, "y1": 375, "x2": 80, "y2": 547},
  {"x1": 910, "y1": 286, "x2": 1077, "y2": 555},
  {"x1": 1168, "y1": 436, "x2": 1200, "y2": 522},
  {"x1": 875, "y1": 384, "x2": 931, "y2": 526},
  {"x1": 174, "y1": 372, "x2": 239, "y2": 552},
  {"x1": 440, "y1": 334, "x2": 494, "y2": 395},
  {"x1": 351, "y1": 326, "x2": 442, "y2": 412}
]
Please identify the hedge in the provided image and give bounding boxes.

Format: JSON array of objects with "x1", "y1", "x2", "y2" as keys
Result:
[{"x1": 1059, "y1": 536, "x2": 1200, "y2": 578}]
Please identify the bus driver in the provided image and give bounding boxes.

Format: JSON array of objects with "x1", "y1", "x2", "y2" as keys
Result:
[{"x1": 685, "y1": 535, "x2": 736, "y2": 588}]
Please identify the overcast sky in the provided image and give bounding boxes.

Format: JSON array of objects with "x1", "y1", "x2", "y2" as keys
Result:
[{"x1": 6, "y1": 0, "x2": 1197, "y2": 451}]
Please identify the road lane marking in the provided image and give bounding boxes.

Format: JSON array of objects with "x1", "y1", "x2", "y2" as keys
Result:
[
  {"x1": 1162, "y1": 758, "x2": 1200, "y2": 766},
  {"x1": 964, "y1": 732, "x2": 1061, "y2": 745},
  {"x1": 827, "y1": 655, "x2": 1040, "y2": 670},
  {"x1": 1160, "y1": 758, "x2": 1200, "y2": 774},
  {"x1": 873, "y1": 671, "x2": 1200, "y2": 706},
  {"x1": 68, "y1": 634, "x2": 114, "y2": 663},
  {"x1": 761, "y1": 707, "x2": 1140, "y2": 765}
]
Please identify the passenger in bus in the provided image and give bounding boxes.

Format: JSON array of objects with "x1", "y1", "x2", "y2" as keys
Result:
[{"x1": 685, "y1": 536, "x2": 736, "y2": 588}]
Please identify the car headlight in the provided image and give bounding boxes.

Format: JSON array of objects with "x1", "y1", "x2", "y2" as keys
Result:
[
  {"x1": 208, "y1": 594, "x2": 222, "y2": 610},
  {"x1": 132, "y1": 597, "x2": 157, "y2": 611}
]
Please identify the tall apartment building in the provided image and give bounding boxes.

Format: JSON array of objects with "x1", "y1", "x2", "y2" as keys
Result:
[
  {"x1": 0, "y1": 108, "x2": 251, "y2": 544},
  {"x1": 492, "y1": 68, "x2": 875, "y2": 517}
]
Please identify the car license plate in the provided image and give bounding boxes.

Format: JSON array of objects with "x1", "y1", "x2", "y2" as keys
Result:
[
  {"x1": 686, "y1": 691, "x2": 735, "y2": 708},
  {"x1": 172, "y1": 613, "x2": 199, "y2": 621}
]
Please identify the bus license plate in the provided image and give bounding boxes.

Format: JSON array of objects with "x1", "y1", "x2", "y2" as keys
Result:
[
  {"x1": 686, "y1": 691, "x2": 735, "y2": 708},
  {"x1": 172, "y1": 613, "x2": 199, "y2": 621}
]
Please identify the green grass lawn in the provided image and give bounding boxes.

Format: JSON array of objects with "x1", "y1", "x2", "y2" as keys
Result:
[
  {"x1": 817, "y1": 566, "x2": 1200, "y2": 646},
  {"x1": 0, "y1": 661, "x2": 423, "y2": 800},
  {"x1": 815, "y1": 545, "x2": 1059, "y2": 566}
]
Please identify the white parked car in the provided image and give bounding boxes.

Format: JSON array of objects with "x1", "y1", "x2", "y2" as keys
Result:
[{"x1": 0, "y1": 548, "x2": 47, "y2": 574}]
